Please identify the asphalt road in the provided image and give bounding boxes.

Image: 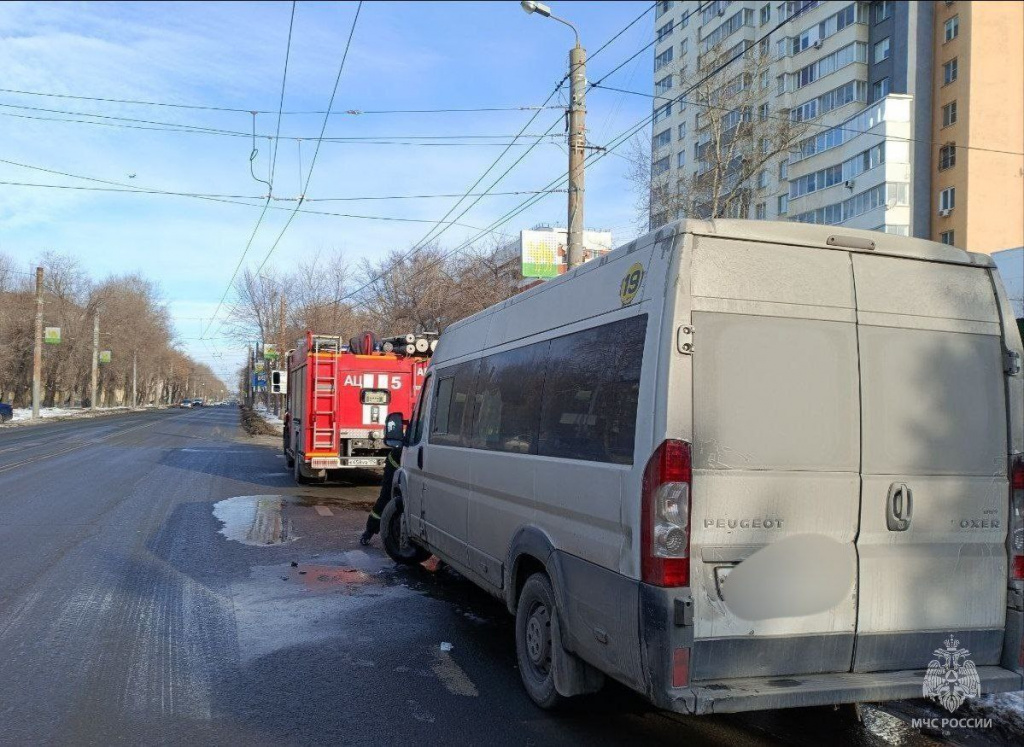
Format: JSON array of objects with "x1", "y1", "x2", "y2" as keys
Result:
[{"x1": 0, "y1": 407, "x2": 1016, "y2": 746}]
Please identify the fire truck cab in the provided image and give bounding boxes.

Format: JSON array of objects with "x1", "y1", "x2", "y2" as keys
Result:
[{"x1": 284, "y1": 331, "x2": 428, "y2": 483}]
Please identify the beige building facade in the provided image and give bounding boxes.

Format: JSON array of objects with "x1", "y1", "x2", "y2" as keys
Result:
[{"x1": 929, "y1": 1, "x2": 1024, "y2": 255}]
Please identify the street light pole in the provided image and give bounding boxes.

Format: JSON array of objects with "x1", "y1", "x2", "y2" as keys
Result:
[
  {"x1": 90, "y1": 313, "x2": 99, "y2": 409},
  {"x1": 32, "y1": 267, "x2": 43, "y2": 418},
  {"x1": 521, "y1": 1, "x2": 586, "y2": 269},
  {"x1": 567, "y1": 43, "x2": 586, "y2": 269},
  {"x1": 132, "y1": 350, "x2": 138, "y2": 408}
]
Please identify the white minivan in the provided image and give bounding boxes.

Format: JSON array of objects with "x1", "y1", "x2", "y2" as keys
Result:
[{"x1": 380, "y1": 219, "x2": 1024, "y2": 714}]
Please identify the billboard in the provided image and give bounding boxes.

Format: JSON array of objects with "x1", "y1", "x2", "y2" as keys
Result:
[
  {"x1": 264, "y1": 344, "x2": 279, "y2": 361},
  {"x1": 99, "y1": 350, "x2": 112, "y2": 364},
  {"x1": 44, "y1": 327, "x2": 61, "y2": 344},
  {"x1": 520, "y1": 228, "x2": 613, "y2": 279}
]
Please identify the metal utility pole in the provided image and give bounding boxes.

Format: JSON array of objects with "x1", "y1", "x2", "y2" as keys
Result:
[
  {"x1": 132, "y1": 350, "x2": 138, "y2": 408},
  {"x1": 90, "y1": 313, "x2": 100, "y2": 409},
  {"x1": 520, "y1": 1, "x2": 586, "y2": 269},
  {"x1": 275, "y1": 296, "x2": 286, "y2": 416},
  {"x1": 567, "y1": 43, "x2": 587, "y2": 269},
  {"x1": 32, "y1": 267, "x2": 43, "y2": 418}
]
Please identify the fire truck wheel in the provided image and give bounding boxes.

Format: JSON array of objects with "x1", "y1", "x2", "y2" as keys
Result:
[{"x1": 381, "y1": 499, "x2": 430, "y2": 566}]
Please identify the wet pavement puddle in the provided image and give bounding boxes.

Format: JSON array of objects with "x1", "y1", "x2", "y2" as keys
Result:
[{"x1": 213, "y1": 495, "x2": 297, "y2": 546}]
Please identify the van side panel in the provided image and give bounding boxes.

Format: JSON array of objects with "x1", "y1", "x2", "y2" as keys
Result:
[{"x1": 688, "y1": 237, "x2": 861, "y2": 680}]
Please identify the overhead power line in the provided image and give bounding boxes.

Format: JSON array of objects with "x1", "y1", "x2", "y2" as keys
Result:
[
  {"x1": 202, "y1": 1, "x2": 298, "y2": 341},
  {"x1": 203, "y1": 1, "x2": 365, "y2": 342},
  {"x1": 327, "y1": 3, "x2": 668, "y2": 307},
  {"x1": 0, "y1": 85, "x2": 563, "y2": 116},
  {"x1": 0, "y1": 102, "x2": 568, "y2": 144},
  {"x1": 590, "y1": 82, "x2": 1024, "y2": 158},
  {"x1": 332, "y1": 2, "x2": 815, "y2": 305}
]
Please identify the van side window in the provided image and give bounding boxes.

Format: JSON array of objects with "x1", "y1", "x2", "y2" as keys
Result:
[
  {"x1": 409, "y1": 374, "x2": 431, "y2": 444},
  {"x1": 537, "y1": 315, "x2": 647, "y2": 465},
  {"x1": 467, "y1": 342, "x2": 547, "y2": 454},
  {"x1": 430, "y1": 361, "x2": 477, "y2": 446}
]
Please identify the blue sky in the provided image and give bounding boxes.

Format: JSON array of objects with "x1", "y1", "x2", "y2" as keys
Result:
[{"x1": 0, "y1": 1, "x2": 654, "y2": 382}]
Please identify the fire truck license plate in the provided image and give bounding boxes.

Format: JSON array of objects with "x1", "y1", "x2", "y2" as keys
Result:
[{"x1": 348, "y1": 458, "x2": 378, "y2": 466}]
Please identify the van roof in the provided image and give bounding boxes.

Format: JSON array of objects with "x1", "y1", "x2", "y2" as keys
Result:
[
  {"x1": 441, "y1": 219, "x2": 994, "y2": 339},
  {"x1": 674, "y1": 219, "x2": 994, "y2": 268}
]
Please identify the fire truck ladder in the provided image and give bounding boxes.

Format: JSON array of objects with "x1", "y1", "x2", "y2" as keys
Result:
[{"x1": 311, "y1": 336, "x2": 341, "y2": 453}]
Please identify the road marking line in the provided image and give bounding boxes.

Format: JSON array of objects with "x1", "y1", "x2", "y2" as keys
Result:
[
  {"x1": 0, "y1": 417, "x2": 162, "y2": 473},
  {"x1": 431, "y1": 648, "x2": 479, "y2": 697},
  {"x1": 313, "y1": 506, "x2": 334, "y2": 517}
]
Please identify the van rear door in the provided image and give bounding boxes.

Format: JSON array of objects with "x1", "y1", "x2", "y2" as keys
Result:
[
  {"x1": 689, "y1": 237, "x2": 862, "y2": 680},
  {"x1": 851, "y1": 253, "x2": 1008, "y2": 671}
]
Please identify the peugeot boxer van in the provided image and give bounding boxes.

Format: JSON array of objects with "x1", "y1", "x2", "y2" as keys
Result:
[{"x1": 381, "y1": 220, "x2": 1024, "y2": 714}]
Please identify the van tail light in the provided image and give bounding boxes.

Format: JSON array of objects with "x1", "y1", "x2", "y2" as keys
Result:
[
  {"x1": 1011, "y1": 455, "x2": 1024, "y2": 581},
  {"x1": 642, "y1": 440, "x2": 692, "y2": 587}
]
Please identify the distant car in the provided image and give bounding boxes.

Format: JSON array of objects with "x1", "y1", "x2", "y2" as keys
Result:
[
  {"x1": 192, "y1": 399, "x2": 204, "y2": 407},
  {"x1": 0, "y1": 402, "x2": 12, "y2": 423},
  {"x1": 179, "y1": 400, "x2": 192, "y2": 409}
]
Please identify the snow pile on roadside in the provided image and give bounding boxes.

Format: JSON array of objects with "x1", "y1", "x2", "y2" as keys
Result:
[
  {"x1": 253, "y1": 404, "x2": 285, "y2": 430},
  {"x1": 7, "y1": 406, "x2": 135, "y2": 424},
  {"x1": 967, "y1": 692, "x2": 1024, "y2": 734},
  {"x1": 12, "y1": 407, "x2": 80, "y2": 421}
]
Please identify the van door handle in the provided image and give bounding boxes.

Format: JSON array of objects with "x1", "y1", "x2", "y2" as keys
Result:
[
  {"x1": 886, "y1": 482, "x2": 913, "y2": 532},
  {"x1": 417, "y1": 446, "x2": 423, "y2": 470}
]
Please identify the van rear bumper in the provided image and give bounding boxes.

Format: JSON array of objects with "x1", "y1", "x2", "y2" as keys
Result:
[{"x1": 667, "y1": 666, "x2": 1023, "y2": 715}]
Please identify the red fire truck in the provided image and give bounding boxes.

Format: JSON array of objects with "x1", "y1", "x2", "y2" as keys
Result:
[{"x1": 283, "y1": 331, "x2": 429, "y2": 484}]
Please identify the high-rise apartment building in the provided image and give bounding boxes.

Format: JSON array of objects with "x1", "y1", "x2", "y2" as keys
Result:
[
  {"x1": 649, "y1": 1, "x2": 1023, "y2": 255},
  {"x1": 928, "y1": 1, "x2": 1023, "y2": 253}
]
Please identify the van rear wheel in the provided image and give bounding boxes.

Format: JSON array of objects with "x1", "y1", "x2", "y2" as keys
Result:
[
  {"x1": 515, "y1": 573, "x2": 563, "y2": 709},
  {"x1": 380, "y1": 499, "x2": 430, "y2": 565}
]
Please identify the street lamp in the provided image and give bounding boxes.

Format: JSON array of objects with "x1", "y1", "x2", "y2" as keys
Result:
[{"x1": 521, "y1": 0, "x2": 587, "y2": 270}]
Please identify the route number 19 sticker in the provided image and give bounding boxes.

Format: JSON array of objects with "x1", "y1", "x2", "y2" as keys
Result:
[{"x1": 620, "y1": 262, "x2": 644, "y2": 305}]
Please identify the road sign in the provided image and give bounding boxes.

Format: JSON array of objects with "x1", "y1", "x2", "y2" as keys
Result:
[
  {"x1": 254, "y1": 360, "x2": 266, "y2": 373},
  {"x1": 99, "y1": 350, "x2": 112, "y2": 364},
  {"x1": 44, "y1": 327, "x2": 61, "y2": 344},
  {"x1": 264, "y1": 344, "x2": 279, "y2": 361}
]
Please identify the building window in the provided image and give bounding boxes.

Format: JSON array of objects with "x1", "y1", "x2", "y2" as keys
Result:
[
  {"x1": 759, "y1": 102, "x2": 770, "y2": 120},
  {"x1": 655, "y1": 75, "x2": 673, "y2": 95},
  {"x1": 755, "y1": 202, "x2": 767, "y2": 219},
  {"x1": 939, "y1": 186, "x2": 955, "y2": 212},
  {"x1": 653, "y1": 156, "x2": 671, "y2": 176},
  {"x1": 680, "y1": 38, "x2": 689, "y2": 55},
  {"x1": 943, "y1": 57, "x2": 958, "y2": 85},
  {"x1": 655, "y1": 47, "x2": 674, "y2": 72},
  {"x1": 678, "y1": 122, "x2": 687, "y2": 139},
  {"x1": 872, "y1": 77, "x2": 890, "y2": 101},
  {"x1": 942, "y1": 100, "x2": 957, "y2": 127},
  {"x1": 681, "y1": 10, "x2": 689, "y2": 28},
  {"x1": 779, "y1": 158, "x2": 789, "y2": 180},
  {"x1": 761, "y1": 70, "x2": 770, "y2": 90},
  {"x1": 778, "y1": 194, "x2": 789, "y2": 214},
  {"x1": 940, "y1": 230, "x2": 955, "y2": 245},
  {"x1": 944, "y1": 15, "x2": 959, "y2": 42},
  {"x1": 760, "y1": 3, "x2": 771, "y2": 25},
  {"x1": 656, "y1": 0, "x2": 673, "y2": 18},
  {"x1": 873, "y1": 1, "x2": 891, "y2": 23},
  {"x1": 874, "y1": 37, "x2": 890, "y2": 63},
  {"x1": 677, "y1": 151, "x2": 686, "y2": 168},
  {"x1": 653, "y1": 129, "x2": 672, "y2": 149},
  {"x1": 653, "y1": 102, "x2": 672, "y2": 123},
  {"x1": 657, "y1": 20, "x2": 674, "y2": 43},
  {"x1": 758, "y1": 170, "x2": 770, "y2": 189},
  {"x1": 938, "y1": 143, "x2": 956, "y2": 170}
]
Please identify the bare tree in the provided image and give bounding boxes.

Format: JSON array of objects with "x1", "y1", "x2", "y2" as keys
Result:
[{"x1": 635, "y1": 44, "x2": 807, "y2": 228}]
